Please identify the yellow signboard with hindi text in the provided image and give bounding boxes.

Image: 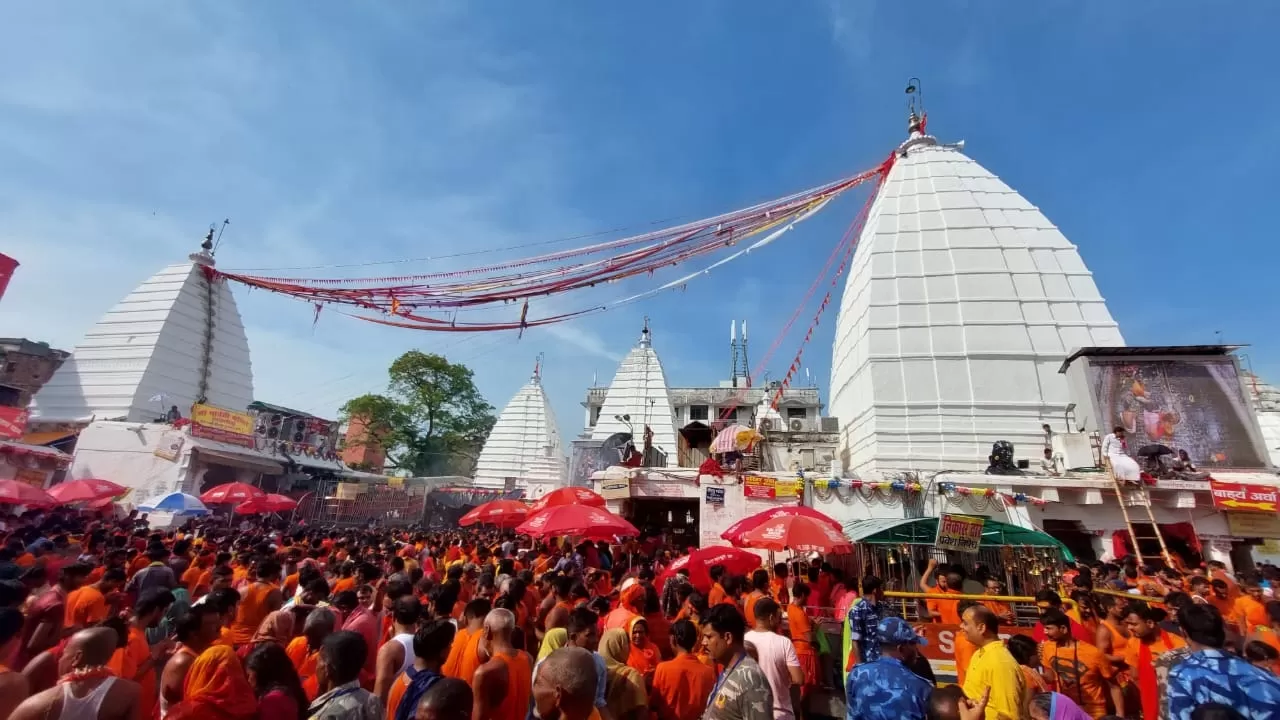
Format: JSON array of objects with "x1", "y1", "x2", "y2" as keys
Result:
[{"x1": 935, "y1": 513, "x2": 985, "y2": 553}]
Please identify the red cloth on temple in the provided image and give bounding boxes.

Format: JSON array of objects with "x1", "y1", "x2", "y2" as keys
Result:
[{"x1": 698, "y1": 457, "x2": 724, "y2": 478}]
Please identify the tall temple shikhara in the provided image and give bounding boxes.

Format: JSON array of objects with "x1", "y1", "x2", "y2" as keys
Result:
[
  {"x1": 31, "y1": 243, "x2": 254, "y2": 424},
  {"x1": 472, "y1": 359, "x2": 567, "y2": 497},
  {"x1": 829, "y1": 110, "x2": 1124, "y2": 474}
]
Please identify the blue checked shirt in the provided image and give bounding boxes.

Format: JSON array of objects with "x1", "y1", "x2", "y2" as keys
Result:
[
  {"x1": 848, "y1": 598, "x2": 893, "y2": 664},
  {"x1": 846, "y1": 656, "x2": 932, "y2": 720},
  {"x1": 1167, "y1": 649, "x2": 1280, "y2": 720}
]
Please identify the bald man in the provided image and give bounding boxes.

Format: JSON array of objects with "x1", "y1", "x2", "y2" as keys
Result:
[
  {"x1": 11, "y1": 628, "x2": 141, "y2": 720},
  {"x1": 415, "y1": 677, "x2": 473, "y2": 720},
  {"x1": 471, "y1": 609, "x2": 532, "y2": 720},
  {"x1": 532, "y1": 647, "x2": 598, "y2": 720}
]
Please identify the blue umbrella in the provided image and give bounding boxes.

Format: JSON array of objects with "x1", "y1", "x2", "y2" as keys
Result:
[{"x1": 138, "y1": 492, "x2": 209, "y2": 515}]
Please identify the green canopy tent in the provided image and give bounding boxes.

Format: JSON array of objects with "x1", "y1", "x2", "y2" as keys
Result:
[{"x1": 841, "y1": 516, "x2": 1076, "y2": 563}]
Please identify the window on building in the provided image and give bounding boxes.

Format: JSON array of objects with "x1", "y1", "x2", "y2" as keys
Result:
[
  {"x1": 689, "y1": 405, "x2": 709, "y2": 421},
  {"x1": 590, "y1": 406, "x2": 601, "y2": 426},
  {"x1": 717, "y1": 407, "x2": 739, "y2": 423},
  {"x1": 799, "y1": 448, "x2": 815, "y2": 468},
  {"x1": 786, "y1": 407, "x2": 807, "y2": 420}
]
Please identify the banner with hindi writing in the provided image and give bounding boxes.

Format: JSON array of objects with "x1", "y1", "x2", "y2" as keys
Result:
[
  {"x1": 935, "y1": 513, "x2": 985, "y2": 553},
  {"x1": 744, "y1": 475, "x2": 776, "y2": 499}
]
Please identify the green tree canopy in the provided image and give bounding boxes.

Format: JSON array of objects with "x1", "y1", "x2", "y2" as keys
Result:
[{"x1": 341, "y1": 351, "x2": 495, "y2": 477}]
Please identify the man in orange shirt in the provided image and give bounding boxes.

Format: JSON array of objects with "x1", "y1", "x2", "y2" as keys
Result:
[
  {"x1": 1041, "y1": 609, "x2": 1122, "y2": 719},
  {"x1": 229, "y1": 559, "x2": 284, "y2": 645},
  {"x1": 1123, "y1": 603, "x2": 1185, "y2": 720},
  {"x1": 182, "y1": 552, "x2": 213, "y2": 596},
  {"x1": 160, "y1": 602, "x2": 223, "y2": 715},
  {"x1": 981, "y1": 578, "x2": 1015, "y2": 625},
  {"x1": 444, "y1": 599, "x2": 491, "y2": 684},
  {"x1": 786, "y1": 583, "x2": 819, "y2": 701},
  {"x1": 650, "y1": 619, "x2": 714, "y2": 720},
  {"x1": 771, "y1": 563, "x2": 790, "y2": 606},
  {"x1": 1233, "y1": 578, "x2": 1269, "y2": 636},
  {"x1": 65, "y1": 567, "x2": 125, "y2": 634},
  {"x1": 920, "y1": 559, "x2": 962, "y2": 624},
  {"x1": 472, "y1": 609, "x2": 532, "y2": 720},
  {"x1": 108, "y1": 589, "x2": 177, "y2": 720},
  {"x1": 706, "y1": 564, "x2": 728, "y2": 607},
  {"x1": 743, "y1": 570, "x2": 770, "y2": 627}
]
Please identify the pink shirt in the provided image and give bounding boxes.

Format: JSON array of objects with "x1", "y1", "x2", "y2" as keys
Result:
[
  {"x1": 342, "y1": 605, "x2": 380, "y2": 674},
  {"x1": 744, "y1": 630, "x2": 801, "y2": 720}
]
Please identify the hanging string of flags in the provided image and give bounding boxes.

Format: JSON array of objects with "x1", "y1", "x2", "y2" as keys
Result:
[
  {"x1": 212, "y1": 162, "x2": 890, "y2": 333},
  {"x1": 937, "y1": 482, "x2": 1054, "y2": 507}
]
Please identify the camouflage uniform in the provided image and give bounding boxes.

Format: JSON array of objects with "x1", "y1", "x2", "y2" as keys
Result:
[{"x1": 703, "y1": 654, "x2": 774, "y2": 720}]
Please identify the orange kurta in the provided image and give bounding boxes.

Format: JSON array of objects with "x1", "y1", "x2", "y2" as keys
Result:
[
  {"x1": 652, "y1": 653, "x2": 716, "y2": 720},
  {"x1": 743, "y1": 591, "x2": 766, "y2": 627},
  {"x1": 332, "y1": 576, "x2": 357, "y2": 595},
  {"x1": 448, "y1": 628, "x2": 484, "y2": 686},
  {"x1": 109, "y1": 626, "x2": 158, "y2": 719},
  {"x1": 1234, "y1": 596, "x2": 1269, "y2": 633},
  {"x1": 65, "y1": 586, "x2": 109, "y2": 628},
  {"x1": 490, "y1": 651, "x2": 531, "y2": 720},
  {"x1": 707, "y1": 582, "x2": 727, "y2": 607},
  {"x1": 229, "y1": 582, "x2": 274, "y2": 645},
  {"x1": 181, "y1": 565, "x2": 204, "y2": 595},
  {"x1": 386, "y1": 671, "x2": 410, "y2": 719}
]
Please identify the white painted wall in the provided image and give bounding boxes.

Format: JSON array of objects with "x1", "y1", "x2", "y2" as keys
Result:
[{"x1": 69, "y1": 421, "x2": 193, "y2": 505}]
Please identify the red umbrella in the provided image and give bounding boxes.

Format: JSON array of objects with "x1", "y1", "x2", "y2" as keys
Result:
[
  {"x1": 47, "y1": 478, "x2": 127, "y2": 505},
  {"x1": 738, "y1": 514, "x2": 853, "y2": 554},
  {"x1": 459, "y1": 499, "x2": 529, "y2": 528},
  {"x1": 0, "y1": 480, "x2": 56, "y2": 507},
  {"x1": 200, "y1": 482, "x2": 267, "y2": 505},
  {"x1": 720, "y1": 506, "x2": 842, "y2": 545},
  {"x1": 660, "y1": 546, "x2": 762, "y2": 594},
  {"x1": 234, "y1": 494, "x2": 298, "y2": 515},
  {"x1": 529, "y1": 487, "x2": 607, "y2": 514},
  {"x1": 515, "y1": 505, "x2": 638, "y2": 539}
]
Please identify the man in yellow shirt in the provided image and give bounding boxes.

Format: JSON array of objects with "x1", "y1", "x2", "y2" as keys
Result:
[{"x1": 959, "y1": 605, "x2": 1025, "y2": 720}]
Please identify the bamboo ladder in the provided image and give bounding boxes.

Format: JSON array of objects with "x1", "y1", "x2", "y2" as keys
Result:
[{"x1": 1105, "y1": 457, "x2": 1173, "y2": 566}]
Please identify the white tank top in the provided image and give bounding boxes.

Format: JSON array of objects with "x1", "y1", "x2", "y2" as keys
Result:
[
  {"x1": 393, "y1": 632, "x2": 416, "y2": 674},
  {"x1": 60, "y1": 677, "x2": 116, "y2": 720}
]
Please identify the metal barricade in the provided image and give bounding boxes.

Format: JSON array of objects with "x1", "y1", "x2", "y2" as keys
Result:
[{"x1": 293, "y1": 478, "x2": 427, "y2": 526}]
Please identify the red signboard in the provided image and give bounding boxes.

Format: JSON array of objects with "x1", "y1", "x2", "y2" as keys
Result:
[
  {"x1": 0, "y1": 407, "x2": 29, "y2": 440},
  {"x1": 1209, "y1": 481, "x2": 1278, "y2": 513}
]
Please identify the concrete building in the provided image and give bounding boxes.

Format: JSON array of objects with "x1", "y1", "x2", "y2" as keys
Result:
[
  {"x1": 30, "y1": 241, "x2": 254, "y2": 425},
  {"x1": 0, "y1": 339, "x2": 69, "y2": 408},
  {"x1": 472, "y1": 361, "x2": 567, "y2": 497}
]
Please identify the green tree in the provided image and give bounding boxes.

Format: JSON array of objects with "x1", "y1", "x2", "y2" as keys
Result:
[{"x1": 341, "y1": 351, "x2": 496, "y2": 477}]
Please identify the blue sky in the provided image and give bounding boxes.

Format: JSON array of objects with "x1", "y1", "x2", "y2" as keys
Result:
[{"x1": 2, "y1": 1, "x2": 1277, "y2": 439}]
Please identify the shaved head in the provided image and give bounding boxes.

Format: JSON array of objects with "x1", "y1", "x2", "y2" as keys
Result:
[
  {"x1": 484, "y1": 608, "x2": 515, "y2": 636},
  {"x1": 416, "y1": 677, "x2": 472, "y2": 720},
  {"x1": 536, "y1": 647, "x2": 597, "y2": 715},
  {"x1": 61, "y1": 627, "x2": 118, "y2": 674}
]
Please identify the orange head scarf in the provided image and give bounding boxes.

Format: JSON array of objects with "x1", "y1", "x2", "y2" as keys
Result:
[
  {"x1": 167, "y1": 645, "x2": 258, "y2": 720},
  {"x1": 251, "y1": 611, "x2": 296, "y2": 646}
]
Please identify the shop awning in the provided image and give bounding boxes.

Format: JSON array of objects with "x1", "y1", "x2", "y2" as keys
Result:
[
  {"x1": 188, "y1": 437, "x2": 285, "y2": 476},
  {"x1": 842, "y1": 517, "x2": 1076, "y2": 562},
  {"x1": 282, "y1": 451, "x2": 347, "y2": 472}
]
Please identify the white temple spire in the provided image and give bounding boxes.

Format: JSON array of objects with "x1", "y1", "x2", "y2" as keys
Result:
[
  {"x1": 591, "y1": 319, "x2": 677, "y2": 466},
  {"x1": 829, "y1": 106, "x2": 1123, "y2": 474},
  {"x1": 32, "y1": 231, "x2": 254, "y2": 423},
  {"x1": 473, "y1": 358, "x2": 566, "y2": 495}
]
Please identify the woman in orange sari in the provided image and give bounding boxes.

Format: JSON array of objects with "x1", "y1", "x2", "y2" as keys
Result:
[
  {"x1": 166, "y1": 644, "x2": 258, "y2": 720},
  {"x1": 626, "y1": 618, "x2": 658, "y2": 685}
]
